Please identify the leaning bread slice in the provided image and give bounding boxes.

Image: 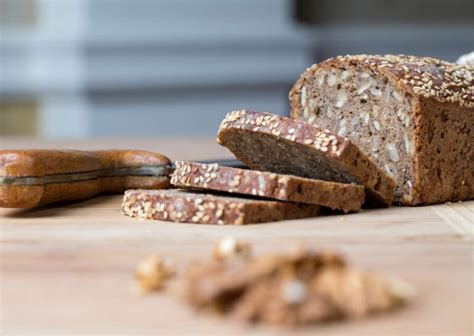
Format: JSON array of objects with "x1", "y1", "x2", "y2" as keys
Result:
[
  {"x1": 122, "y1": 189, "x2": 321, "y2": 225},
  {"x1": 217, "y1": 110, "x2": 395, "y2": 206},
  {"x1": 171, "y1": 161, "x2": 364, "y2": 212},
  {"x1": 289, "y1": 55, "x2": 473, "y2": 205}
]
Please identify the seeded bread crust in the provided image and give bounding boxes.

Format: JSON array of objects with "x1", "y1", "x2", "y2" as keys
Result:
[
  {"x1": 217, "y1": 110, "x2": 395, "y2": 206},
  {"x1": 171, "y1": 161, "x2": 364, "y2": 212},
  {"x1": 122, "y1": 189, "x2": 321, "y2": 225},
  {"x1": 289, "y1": 54, "x2": 474, "y2": 205}
]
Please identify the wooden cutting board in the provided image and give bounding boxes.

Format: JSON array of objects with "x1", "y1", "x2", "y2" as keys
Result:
[{"x1": 1, "y1": 137, "x2": 473, "y2": 335}]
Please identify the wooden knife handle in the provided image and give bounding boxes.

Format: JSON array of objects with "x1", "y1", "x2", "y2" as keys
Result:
[{"x1": 0, "y1": 149, "x2": 171, "y2": 208}]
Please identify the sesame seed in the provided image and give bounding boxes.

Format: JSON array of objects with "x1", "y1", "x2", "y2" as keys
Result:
[{"x1": 331, "y1": 54, "x2": 473, "y2": 108}]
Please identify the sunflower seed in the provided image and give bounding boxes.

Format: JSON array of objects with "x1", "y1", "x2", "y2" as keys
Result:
[
  {"x1": 327, "y1": 73, "x2": 337, "y2": 86},
  {"x1": 370, "y1": 88, "x2": 382, "y2": 96},
  {"x1": 373, "y1": 120, "x2": 382, "y2": 131},
  {"x1": 384, "y1": 163, "x2": 397, "y2": 178},
  {"x1": 301, "y1": 86, "x2": 308, "y2": 107},
  {"x1": 392, "y1": 90, "x2": 404, "y2": 102},
  {"x1": 363, "y1": 112, "x2": 370, "y2": 125},
  {"x1": 357, "y1": 83, "x2": 371, "y2": 95},
  {"x1": 403, "y1": 133, "x2": 412, "y2": 154},
  {"x1": 372, "y1": 106, "x2": 380, "y2": 117},
  {"x1": 341, "y1": 70, "x2": 352, "y2": 80},
  {"x1": 387, "y1": 144, "x2": 400, "y2": 162},
  {"x1": 335, "y1": 91, "x2": 348, "y2": 108},
  {"x1": 326, "y1": 107, "x2": 333, "y2": 117}
]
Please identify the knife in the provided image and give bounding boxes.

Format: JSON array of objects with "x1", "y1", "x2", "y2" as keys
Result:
[{"x1": 0, "y1": 149, "x2": 243, "y2": 208}]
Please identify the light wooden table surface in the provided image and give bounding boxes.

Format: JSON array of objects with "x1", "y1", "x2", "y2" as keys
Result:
[{"x1": 1, "y1": 137, "x2": 473, "y2": 335}]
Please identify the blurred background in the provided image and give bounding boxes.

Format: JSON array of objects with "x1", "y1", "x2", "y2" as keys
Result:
[{"x1": 0, "y1": 0, "x2": 473, "y2": 138}]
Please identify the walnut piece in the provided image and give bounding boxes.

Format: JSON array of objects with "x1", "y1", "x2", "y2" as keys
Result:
[
  {"x1": 135, "y1": 255, "x2": 175, "y2": 294},
  {"x1": 175, "y1": 248, "x2": 414, "y2": 326}
]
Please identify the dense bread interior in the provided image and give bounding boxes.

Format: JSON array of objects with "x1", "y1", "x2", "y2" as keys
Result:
[
  {"x1": 413, "y1": 99, "x2": 473, "y2": 203},
  {"x1": 297, "y1": 64, "x2": 415, "y2": 201},
  {"x1": 221, "y1": 129, "x2": 360, "y2": 184}
]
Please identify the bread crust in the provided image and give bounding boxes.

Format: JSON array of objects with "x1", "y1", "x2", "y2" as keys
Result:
[
  {"x1": 122, "y1": 189, "x2": 321, "y2": 225},
  {"x1": 217, "y1": 110, "x2": 395, "y2": 206},
  {"x1": 289, "y1": 55, "x2": 473, "y2": 205},
  {"x1": 171, "y1": 161, "x2": 365, "y2": 212}
]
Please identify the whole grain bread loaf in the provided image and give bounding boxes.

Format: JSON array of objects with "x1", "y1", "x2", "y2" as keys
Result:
[
  {"x1": 217, "y1": 110, "x2": 395, "y2": 206},
  {"x1": 289, "y1": 54, "x2": 474, "y2": 205},
  {"x1": 122, "y1": 189, "x2": 321, "y2": 225},
  {"x1": 171, "y1": 161, "x2": 364, "y2": 212}
]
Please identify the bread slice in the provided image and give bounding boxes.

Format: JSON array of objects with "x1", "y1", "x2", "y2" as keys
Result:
[
  {"x1": 171, "y1": 161, "x2": 364, "y2": 212},
  {"x1": 289, "y1": 54, "x2": 473, "y2": 205},
  {"x1": 122, "y1": 189, "x2": 321, "y2": 225},
  {"x1": 217, "y1": 110, "x2": 395, "y2": 206}
]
